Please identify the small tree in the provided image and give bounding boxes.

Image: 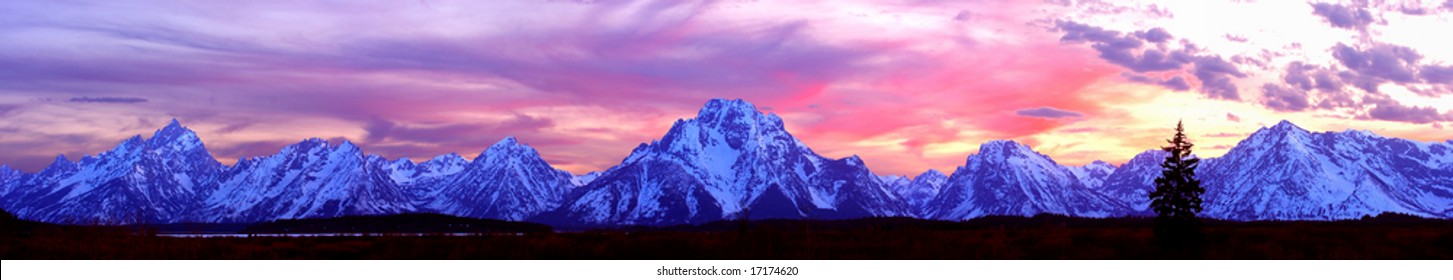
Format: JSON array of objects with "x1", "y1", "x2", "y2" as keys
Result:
[{"x1": 1148, "y1": 120, "x2": 1205, "y2": 255}]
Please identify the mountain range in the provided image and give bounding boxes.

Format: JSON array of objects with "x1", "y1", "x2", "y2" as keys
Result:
[{"x1": 1, "y1": 99, "x2": 1449, "y2": 226}]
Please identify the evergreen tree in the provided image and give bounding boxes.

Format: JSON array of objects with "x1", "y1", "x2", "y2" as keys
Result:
[{"x1": 1149, "y1": 120, "x2": 1205, "y2": 255}]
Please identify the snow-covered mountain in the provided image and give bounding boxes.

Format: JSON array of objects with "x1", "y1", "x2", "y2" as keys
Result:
[
  {"x1": 384, "y1": 153, "x2": 469, "y2": 204},
  {"x1": 1199, "y1": 121, "x2": 1453, "y2": 220},
  {"x1": 879, "y1": 175, "x2": 911, "y2": 191},
  {"x1": 892, "y1": 170, "x2": 949, "y2": 217},
  {"x1": 924, "y1": 140, "x2": 1128, "y2": 220},
  {"x1": 1069, "y1": 161, "x2": 1116, "y2": 189},
  {"x1": 571, "y1": 171, "x2": 604, "y2": 186},
  {"x1": 197, "y1": 139, "x2": 416, "y2": 222},
  {"x1": 424, "y1": 137, "x2": 575, "y2": 221},
  {"x1": 0, "y1": 120, "x2": 223, "y2": 224},
  {"x1": 2, "y1": 114, "x2": 1449, "y2": 225},
  {"x1": 540, "y1": 99, "x2": 910, "y2": 226},
  {"x1": 1094, "y1": 149, "x2": 1169, "y2": 215},
  {"x1": 0, "y1": 165, "x2": 20, "y2": 198}
]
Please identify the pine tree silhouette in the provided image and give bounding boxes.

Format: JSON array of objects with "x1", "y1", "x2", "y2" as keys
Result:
[{"x1": 1148, "y1": 120, "x2": 1205, "y2": 257}]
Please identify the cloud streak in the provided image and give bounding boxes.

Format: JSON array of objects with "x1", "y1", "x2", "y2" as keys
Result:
[
  {"x1": 1016, "y1": 107, "x2": 1085, "y2": 119},
  {"x1": 68, "y1": 97, "x2": 149, "y2": 104}
]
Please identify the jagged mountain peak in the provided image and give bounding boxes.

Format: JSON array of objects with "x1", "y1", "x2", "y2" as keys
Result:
[
  {"x1": 476, "y1": 136, "x2": 544, "y2": 164},
  {"x1": 493, "y1": 136, "x2": 520, "y2": 146},
  {"x1": 546, "y1": 99, "x2": 908, "y2": 226},
  {"x1": 292, "y1": 137, "x2": 329, "y2": 148},
  {"x1": 1130, "y1": 149, "x2": 1169, "y2": 161},
  {"x1": 697, "y1": 98, "x2": 763, "y2": 120},
  {"x1": 913, "y1": 169, "x2": 948, "y2": 181},
  {"x1": 670, "y1": 99, "x2": 791, "y2": 145},
  {"x1": 969, "y1": 140, "x2": 1060, "y2": 166},
  {"x1": 927, "y1": 138, "x2": 1124, "y2": 220},
  {"x1": 145, "y1": 118, "x2": 207, "y2": 152},
  {"x1": 636, "y1": 99, "x2": 810, "y2": 163},
  {"x1": 427, "y1": 152, "x2": 468, "y2": 164},
  {"x1": 1070, "y1": 160, "x2": 1117, "y2": 189},
  {"x1": 977, "y1": 140, "x2": 1034, "y2": 154},
  {"x1": 1084, "y1": 160, "x2": 1114, "y2": 168},
  {"x1": 336, "y1": 139, "x2": 360, "y2": 151},
  {"x1": 1270, "y1": 119, "x2": 1301, "y2": 130},
  {"x1": 44, "y1": 154, "x2": 77, "y2": 170},
  {"x1": 1256, "y1": 119, "x2": 1311, "y2": 137},
  {"x1": 110, "y1": 135, "x2": 147, "y2": 152}
]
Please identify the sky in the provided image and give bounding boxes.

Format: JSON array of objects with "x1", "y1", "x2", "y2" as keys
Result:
[{"x1": 0, "y1": 0, "x2": 1450, "y2": 176}]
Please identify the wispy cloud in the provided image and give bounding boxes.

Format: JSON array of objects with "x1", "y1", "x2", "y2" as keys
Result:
[
  {"x1": 1016, "y1": 107, "x2": 1084, "y2": 119},
  {"x1": 68, "y1": 97, "x2": 148, "y2": 104}
]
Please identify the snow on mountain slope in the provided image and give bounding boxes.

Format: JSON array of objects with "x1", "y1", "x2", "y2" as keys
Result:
[
  {"x1": 892, "y1": 170, "x2": 948, "y2": 217},
  {"x1": 541, "y1": 99, "x2": 909, "y2": 226},
  {"x1": 571, "y1": 171, "x2": 603, "y2": 186},
  {"x1": 384, "y1": 153, "x2": 469, "y2": 204},
  {"x1": 0, "y1": 120, "x2": 223, "y2": 224},
  {"x1": 1, "y1": 155, "x2": 79, "y2": 216},
  {"x1": 425, "y1": 137, "x2": 574, "y2": 221},
  {"x1": 3, "y1": 115, "x2": 1448, "y2": 225},
  {"x1": 924, "y1": 140, "x2": 1127, "y2": 220},
  {"x1": 880, "y1": 175, "x2": 911, "y2": 191},
  {"x1": 1199, "y1": 121, "x2": 1453, "y2": 220},
  {"x1": 1069, "y1": 161, "x2": 1116, "y2": 189},
  {"x1": 198, "y1": 139, "x2": 415, "y2": 223},
  {"x1": 1093, "y1": 149, "x2": 1169, "y2": 215},
  {"x1": 0, "y1": 165, "x2": 20, "y2": 199}
]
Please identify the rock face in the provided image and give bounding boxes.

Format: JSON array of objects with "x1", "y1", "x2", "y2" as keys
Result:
[
  {"x1": 540, "y1": 99, "x2": 910, "y2": 226},
  {"x1": 924, "y1": 140, "x2": 1128, "y2": 220}
]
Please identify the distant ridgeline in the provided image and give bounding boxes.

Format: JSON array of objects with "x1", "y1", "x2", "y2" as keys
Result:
[{"x1": 1, "y1": 99, "x2": 1450, "y2": 226}]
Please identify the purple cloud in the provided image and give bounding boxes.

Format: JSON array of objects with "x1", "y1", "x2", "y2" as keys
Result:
[
  {"x1": 1055, "y1": 21, "x2": 1244, "y2": 100},
  {"x1": 1283, "y1": 62, "x2": 1344, "y2": 92},
  {"x1": 1191, "y1": 55, "x2": 1246, "y2": 100},
  {"x1": 1311, "y1": 3, "x2": 1375, "y2": 30},
  {"x1": 1016, "y1": 107, "x2": 1083, "y2": 119},
  {"x1": 1056, "y1": 21, "x2": 1190, "y2": 73},
  {"x1": 1123, "y1": 73, "x2": 1190, "y2": 91},
  {"x1": 1364, "y1": 97, "x2": 1450, "y2": 124},
  {"x1": 1260, "y1": 84, "x2": 1310, "y2": 112},
  {"x1": 1133, "y1": 28, "x2": 1173, "y2": 43},
  {"x1": 1226, "y1": 112, "x2": 1241, "y2": 122},
  {"x1": 1420, "y1": 65, "x2": 1453, "y2": 84},
  {"x1": 1333, "y1": 43, "x2": 1422, "y2": 85}
]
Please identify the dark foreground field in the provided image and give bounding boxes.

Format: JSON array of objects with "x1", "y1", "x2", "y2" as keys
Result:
[{"x1": 3, "y1": 213, "x2": 1450, "y2": 259}]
